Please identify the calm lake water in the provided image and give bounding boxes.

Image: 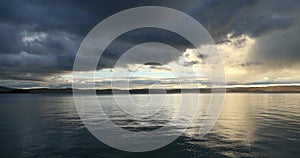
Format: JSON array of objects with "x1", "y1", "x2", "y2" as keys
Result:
[{"x1": 0, "y1": 93, "x2": 299, "y2": 157}]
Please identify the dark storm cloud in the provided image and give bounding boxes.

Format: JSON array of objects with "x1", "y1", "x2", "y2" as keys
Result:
[
  {"x1": 0, "y1": 0, "x2": 199, "y2": 81},
  {"x1": 0, "y1": 0, "x2": 196, "y2": 36},
  {"x1": 0, "y1": 0, "x2": 299, "y2": 84},
  {"x1": 250, "y1": 23, "x2": 300, "y2": 69},
  {"x1": 98, "y1": 28, "x2": 195, "y2": 68},
  {"x1": 188, "y1": 0, "x2": 300, "y2": 43}
]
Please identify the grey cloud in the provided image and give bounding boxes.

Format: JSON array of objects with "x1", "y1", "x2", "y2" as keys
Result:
[
  {"x1": 240, "y1": 61, "x2": 262, "y2": 67},
  {"x1": 98, "y1": 28, "x2": 194, "y2": 69},
  {"x1": 0, "y1": 51, "x2": 59, "y2": 81},
  {"x1": 191, "y1": 0, "x2": 299, "y2": 43},
  {"x1": 250, "y1": 22, "x2": 300, "y2": 69},
  {"x1": 144, "y1": 62, "x2": 163, "y2": 66},
  {"x1": 110, "y1": 42, "x2": 182, "y2": 68}
]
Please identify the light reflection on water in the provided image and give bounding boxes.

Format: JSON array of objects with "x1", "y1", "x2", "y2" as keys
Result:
[{"x1": 0, "y1": 93, "x2": 299, "y2": 157}]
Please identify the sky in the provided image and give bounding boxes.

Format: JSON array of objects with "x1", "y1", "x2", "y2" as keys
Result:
[{"x1": 0, "y1": 0, "x2": 300, "y2": 89}]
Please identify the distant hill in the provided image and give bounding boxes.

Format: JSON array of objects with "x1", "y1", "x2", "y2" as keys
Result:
[
  {"x1": 27, "y1": 88, "x2": 73, "y2": 94},
  {"x1": 0, "y1": 86, "x2": 29, "y2": 93},
  {"x1": 0, "y1": 86, "x2": 12, "y2": 93},
  {"x1": 226, "y1": 86, "x2": 300, "y2": 93},
  {"x1": 1, "y1": 86, "x2": 300, "y2": 94}
]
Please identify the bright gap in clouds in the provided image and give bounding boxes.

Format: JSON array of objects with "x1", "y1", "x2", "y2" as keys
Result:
[{"x1": 69, "y1": 63, "x2": 207, "y2": 90}]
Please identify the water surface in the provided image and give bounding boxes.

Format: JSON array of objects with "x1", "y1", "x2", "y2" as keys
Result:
[{"x1": 0, "y1": 93, "x2": 299, "y2": 157}]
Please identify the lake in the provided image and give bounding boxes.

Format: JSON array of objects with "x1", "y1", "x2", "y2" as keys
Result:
[{"x1": 0, "y1": 93, "x2": 299, "y2": 157}]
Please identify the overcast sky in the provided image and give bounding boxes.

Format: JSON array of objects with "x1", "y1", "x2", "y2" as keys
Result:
[{"x1": 0, "y1": 0, "x2": 300, "y2": 88}]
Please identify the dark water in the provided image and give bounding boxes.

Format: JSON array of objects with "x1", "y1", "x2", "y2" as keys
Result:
[{"x1": 0, "y1": 93, "x2": 299, "y2": 157}]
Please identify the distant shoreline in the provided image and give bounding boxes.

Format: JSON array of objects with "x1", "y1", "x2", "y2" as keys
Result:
[{"x1": 1, "y1": 86, "x2": 300, "y2": 94}]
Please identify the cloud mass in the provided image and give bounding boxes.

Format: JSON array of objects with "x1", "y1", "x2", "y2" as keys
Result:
[{"x1": 0, "y1": 0, "x2": 299, "y2": 88}]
